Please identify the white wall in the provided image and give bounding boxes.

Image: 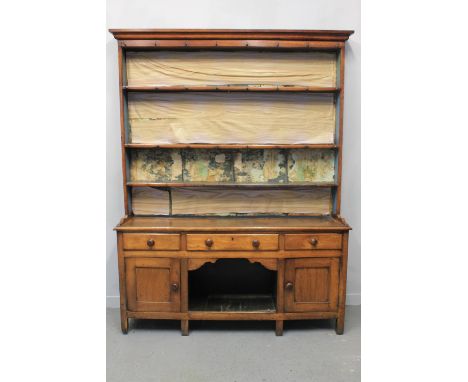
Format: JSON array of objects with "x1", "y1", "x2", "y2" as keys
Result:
[{"x1": 106, "y1": 0, "x2": 361, "y2": 306}]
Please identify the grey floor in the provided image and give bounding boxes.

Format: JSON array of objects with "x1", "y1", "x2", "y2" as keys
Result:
[{"x1": 107, "y1": 306, "x2": 360, "y2": 382}]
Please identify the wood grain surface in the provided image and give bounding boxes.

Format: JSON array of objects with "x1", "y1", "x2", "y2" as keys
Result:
[
  {"x1": 115, "y1": 215, "x2": 351, "y2": 232},
  {"x1": 186, "y1": 234, "x2": 279, "y2": 251},
  {"x1": 122, "y1": 233, "x2": 180, "y2": 250}
]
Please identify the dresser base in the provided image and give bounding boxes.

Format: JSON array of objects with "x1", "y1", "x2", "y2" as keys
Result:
[{"x1": 115, "y1": 216, "x2": 351, "y2": 336}]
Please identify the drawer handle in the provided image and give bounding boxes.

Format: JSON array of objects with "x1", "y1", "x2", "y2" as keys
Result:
[
  {"x1": 171, "y1": 283, "x2": 179, "y2": 292},
  {"x1": 252, "y1": 239, "x2": 260, "y2": 248},
  {"x1": 205, "y1": 239, "x2": 214, "y2": 248},
  {"x1": 147, "y1": 239, "x2": 155, "y2": 247},
  {"x1": 285, "y1": 282, "x2": 294, "y2": 290},
  {"x1": 309, "y1": 238, "x2": 318, "y2": 246}
]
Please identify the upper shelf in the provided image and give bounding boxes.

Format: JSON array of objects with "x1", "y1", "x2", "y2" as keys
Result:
[
  {"x1": 123, "y1": 85, "x2": 340, "y2": 93},
  {"x1": 125, "y1": 143, "x2": 339, "y2": 149}
]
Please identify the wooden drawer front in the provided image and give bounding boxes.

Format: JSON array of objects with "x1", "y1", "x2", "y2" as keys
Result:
[
  {"x1": 123, "y1": 233, "x2": 180, "y2": 250},
  {"x1": 187, "y1": 234, "x2": 279, "y2": 251},
  {"x1": 284, "y1": 234, "x2": 342, "y2": 250}
]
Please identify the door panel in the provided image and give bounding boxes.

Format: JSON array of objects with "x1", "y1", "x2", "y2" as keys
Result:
[
  {"x1": 284, "y1": 258, "x2": 339, "y2": 312},
  {"x1": 126, "y1": 258, "x2": 180, "y2": 312}
]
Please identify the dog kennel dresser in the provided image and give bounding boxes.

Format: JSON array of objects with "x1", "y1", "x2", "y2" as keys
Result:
[{"x1": 111, "y1": 29, "x2": 353, "y2": 335}]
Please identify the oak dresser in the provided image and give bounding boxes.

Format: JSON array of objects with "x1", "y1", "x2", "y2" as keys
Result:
[{"x1": 111, "y1": 29, "x2": 353, "y2": 335}]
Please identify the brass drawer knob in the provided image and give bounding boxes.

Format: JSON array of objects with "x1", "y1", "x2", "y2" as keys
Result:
[
  {"x1": 171, "y1": 283, "x2": 179, "y2": 292},
  {"x1": 310, "y1": 238, "x2": 318, "y2": 246},
  {"x1": 147, "y1": 239, "x2": 155, "y2": 247},
  {"x1": 285, "y1": 282, "x2": 294, "y2": 290},
  {"x1": 252, "y1": 239, "x2": 260, "y2": 248},
  {"x1": 205, "y1": 239, "x2": 214, "y2": 248}
]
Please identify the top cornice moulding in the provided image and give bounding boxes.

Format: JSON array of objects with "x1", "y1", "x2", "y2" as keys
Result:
[{"x1": 108, "y1": 29, "x2": 354, "y2": 42}]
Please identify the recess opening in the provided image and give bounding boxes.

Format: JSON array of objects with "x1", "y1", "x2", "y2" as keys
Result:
[{"x1": 188, "y1": 258, "x2": 277, "y2": 312}]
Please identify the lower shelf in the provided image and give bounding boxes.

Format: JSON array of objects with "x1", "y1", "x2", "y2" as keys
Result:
[{"x1": 189, "y1": 294, "x2": 276, "y2": 313}]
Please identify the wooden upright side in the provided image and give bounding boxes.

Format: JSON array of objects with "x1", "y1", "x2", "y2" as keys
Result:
[
  {"x1": 276, "y1": 258, "x2": 285, "y2": 336},
  {"x1": 180, "y1": 235, "x2": 189, "y2": 335},
  {"x1": 335, "y1": 46, "x2": 345, "y2": 214},
  {"x1": 118, "y1": 45, "x2": 129, "y2": 215},
  {"x1": 117, "y1": 232, "x2": 128, "y2": 333},
  {"x1": 336, "y1": 231, "x2": 349, "y2": 334}
]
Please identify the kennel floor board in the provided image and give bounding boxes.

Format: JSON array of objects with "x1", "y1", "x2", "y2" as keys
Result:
[{"x1": 189, "y1": 294, "x2": 276, "y2": 312}]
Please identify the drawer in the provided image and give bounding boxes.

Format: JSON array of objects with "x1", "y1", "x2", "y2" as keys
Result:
[
  {"x1": 122, "y1": 233, "x2": 180, "y2": 250},
  {"x1": 284, "y1": 234, "x2": 342, "y2": 250},
  {"x1": 187, "y1": 234, "x2": 279, "y2": 251}
]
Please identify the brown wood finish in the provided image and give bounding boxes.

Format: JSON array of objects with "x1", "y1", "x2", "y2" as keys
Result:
[
  {"x1": 116, "y1": 216, "x2": 350, "y2": 232},
  {"x1": 180, "y1": 257, "x2": 189, "y2": 336},
  {"x1": 127, "y1": 181, "x2": 337, "y2": 188},
  {"x1": 284, "y1": 258, "x2": 339, "y2": 312},
  {"x1": 276, "y1": 259, "x2": 285, "y2": 336},
  {"x1": 122, "y1": 233, "x2": 180, "y2": 250},
  {"x1": 335, "y1": 46, "x2": 346, "y2": 214},
  {"x1": 126, "y1": 311, "x2": 339, "y2": 320},
  {"x1": 336, "y1": 232, "x2": 349, "y2": 335},
  {"x1": 112, "y1": 29, "x2": 353, "y2": 335},
  {"x1": 187, "y1": 258, "x2": 218, "y2": 271},
  {"x1": 124, "y1": 249, "x2": 342, "y2": 259},
  {"x1": 284, "y1": 233, "x2": 342, "y2": 250},
  {"x1": 119, "y1": 39, "x2": 345, "y2": 50},
  {"x1": 118, "y1": 47, "x2": 129, "y2": 215},
  {"x1": 125, "y1": 143, "x2": 339, "y2": 149},
  {"x1": 109, "y1": 29, "x2": 354, "y2": 41},
  {"x1": 116, "y1": 232, "x2": 128, "y2": 334},
  {"x1": 247, "y1": 258, "x2": 278, "y2": 271},
  {"x1": 125, "y1": 258, "x2": 180, "y2": 312},
  {"x1": 124, "y1": 85, "x2": 340, "y2": 92},
  {"x1": 186, "y1": 234, "x2": 279, "y2": 251}
]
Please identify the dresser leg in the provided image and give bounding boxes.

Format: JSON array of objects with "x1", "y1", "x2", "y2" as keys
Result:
[
  {"x1": 275, "y1": 320, "x2": 284, "y2": 336},
  {"x1": 181, "y1": 320, "x2": 189, "y2": 336},
  {"x1": 335, "y1": 314, "x2": 345, "y2": 335},
  {"x1": 121, "y1": 311, "x2": 128, "y2": 334}
]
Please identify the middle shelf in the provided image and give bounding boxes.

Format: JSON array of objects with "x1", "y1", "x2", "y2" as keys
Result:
[
  {"x1": 125, "y1": 143, "x2": 340, "y2": 149},
  {"x1": 125, "y1": 143, "x2": 339, "y2": 149},
  {"x1": 127, "y1": 181, "x2": 337, "y2": 188}
]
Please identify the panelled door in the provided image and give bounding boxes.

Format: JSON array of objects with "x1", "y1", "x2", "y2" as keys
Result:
[
  {"x1": 284, "y1": 258, "x2": 339, "y2": 312},
  {"x1": 125, "y1": 258, "x2": 180, "y2": 312}
]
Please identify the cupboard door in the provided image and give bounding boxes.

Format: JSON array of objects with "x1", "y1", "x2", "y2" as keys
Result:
[
  {"x1": 126, "y1": 258, "x2": 180, "y2": 312},
  {"x1": 284, "y1": 258, "x2": 339, "y2": 312}
]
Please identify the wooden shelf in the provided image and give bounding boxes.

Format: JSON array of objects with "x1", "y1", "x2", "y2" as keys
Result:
[
  {"x1": 189, "y1": 294, "x2": 276, "y2": 313},
  {"x1": 125, "y1": 143, "x2": 339, "y2": 149},
  {"x1": 115, "y1": 215, "x2": 351, "y2": 232},
  {"x1": 123, "y1": 85, "x2": 340, "y2": 93},
  {"x1": 127, "y1": 181, "x2": 337, "y2": 188}
]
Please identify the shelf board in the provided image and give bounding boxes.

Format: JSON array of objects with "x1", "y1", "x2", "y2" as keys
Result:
[
  {"x1": 116, "y1": 215, "x2": 351, "y2": 232},
  {"x1": 127, "y1": 181, "x2": 337, "y2": 188},
  {"x1": 125, "y1": 143, "x2": 339, "y2": 149},
  {"x1": 189, "y1": 294, "x2": 276, "y2": 313},
  {"x1": 123, "y1": 85, "x2": 340, "y2": 93}
]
